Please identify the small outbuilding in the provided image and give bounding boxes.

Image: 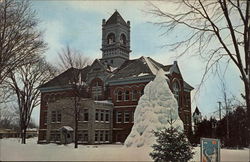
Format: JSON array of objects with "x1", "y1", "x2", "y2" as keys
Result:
[{"x1": 59, "y1": 126, "x2": 73, "y2": 144}]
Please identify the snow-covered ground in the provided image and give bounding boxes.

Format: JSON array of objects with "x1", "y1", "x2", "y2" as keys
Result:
[{"x1": 0, "y1": 137, "x2": 249, "y2": 161}]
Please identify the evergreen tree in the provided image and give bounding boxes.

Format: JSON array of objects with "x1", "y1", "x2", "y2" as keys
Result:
[{"x1": 150, "y1": 127, "x2": 194, "y2": 162}]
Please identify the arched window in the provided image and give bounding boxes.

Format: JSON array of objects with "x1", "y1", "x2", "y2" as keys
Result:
[
  {"x1": 132, "y1": 90, "x2": 138, "y2": 101},
  {"x1": 117, "y1": 91, "x2": 123, "y2": 101},
  {"x1": 173, "y1": 80, "x2": 181, "y2": 105},
  {"x1": 125, "y1": 90, "x2": 130, "y2": 101},
  {"x1": 107, "y1": 33, "x2": 115, "y2": 44},
  {"x1": 91, "y1": 79, "x2": 103, "y2": 100},
  {"x1": 120, "y1": 34, "x2": 126, "y2": 45}
]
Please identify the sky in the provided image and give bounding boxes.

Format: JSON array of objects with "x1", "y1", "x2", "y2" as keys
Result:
[{"x1": 30, "y1": 1, "x2": 244, "y2": 125}]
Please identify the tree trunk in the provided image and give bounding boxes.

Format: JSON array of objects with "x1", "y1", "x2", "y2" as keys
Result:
[
  {"x1": 21, "y1": 125, "x2": 26, "y2": 144},
  {"x1": 74, "y1": 95, "x2": 78, "y2": 149},
  {"x1": 75, "y1": 116, "x2": 78, "y2": 148}
]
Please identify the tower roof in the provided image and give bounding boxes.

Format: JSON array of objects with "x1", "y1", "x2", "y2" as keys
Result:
[{"x1": 106, "y1": 10, "x2": 127, "y2": 26}]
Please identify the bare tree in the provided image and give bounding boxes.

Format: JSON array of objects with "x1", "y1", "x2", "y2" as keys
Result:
[
  {"x1": 58, "y1": 45, "x2": 90, "y2": 72},
  {"x1": 0, "y1": 104, "x2": 19, "y2": 130},
  {"x1": 148, "y1": 0, "x2": 250, "y2": 144},
  {"x1": 5, "y1": 58, "x2": 56, "y2": 144},
  {"x1": 57, "y1": 45, "x2": 90, "y2": 148},
  {"x1": 0, "y1": 0, "x2": 46, "y2": 84}
]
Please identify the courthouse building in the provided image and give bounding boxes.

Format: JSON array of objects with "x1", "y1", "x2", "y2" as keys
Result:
[{"x1": 38, "y1": 11, "x2": 193, "y2": 144}]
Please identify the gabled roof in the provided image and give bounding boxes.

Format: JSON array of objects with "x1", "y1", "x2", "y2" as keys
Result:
[
  {"x1": 184, "y1": 81, "x2": 194, "y2": 91},
  {"x1": 39, "y1": 66, "x2": 91, "y2": 88},
  {"x1": 193, "y1": 107, "x2": 201, "y2": 116},
  {"x1": 109, "y1": 56, "x2": 173, "y2": 80},
  {"x1": 106, "y1": 10, "x2": 127, "y2": 26}
]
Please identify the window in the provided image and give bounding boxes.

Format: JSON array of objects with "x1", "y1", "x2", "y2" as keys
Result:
[
  {"x1": 120, "y1": 34, "x2": 126, "y2": 45},
  {"x1": 95, "y1": 110, "x2": 99, "y2": 121},
  {"x1": 78, "y1": 131, "x2": 88, "y2": 142},
  {"x1": 105, "y1": 110, "x2": 110, "y2": 122},
  {"x1": 100, "y1": 131, "x2": 104, "y2": 141},
  {"x1": 132, "y1": 90, "x2": 137, "y2": 101},
  {"x1": 131, "y1": 111, "x2": 134, "y2": 123},
  {"x1": 51, "y1": 111, "x2": 61, "y2": 123},
  {"x1": 110, "y1": 60, "x2": 113, "y2": 64},
  {"x1": 95, "y1": 130, "x2": 99, "y2": 142},
  {"x1": 52, "y1": 111, "x2": 56, "y2": 122},
  {"x1": 92, "y1": 81, "x2": 102, "y2": 100},
  {"x1": 44, "y1": 111, "x2": 47, "y2": 125},
  {"x1": 84, "y1": 132, "x2": 88, "y2": 142},
  {"x1": 124, "y1": 111, "x2": 130, "y2": 123},
  {"x1": 107, "y1": 33, "x2": 115, "y2": 44},
  {"x1": 173, "y1": 80, "x2": 181, "y2": 105},
  {"x1": 116, "y1": 112, "x2": 122, "y2": 123},
  {"x1": 57, "y1": 111, "x2": 61, "y2": 122},
  {"x1": 105, "y1": 131, "x2": 109, "y2": 142},
  {"x1": 84, "y1": 109, "x2": 88, "y2": 121},
  {"x1": 79, "y1": 109, "x2": 88, "y2": 122},
  {"x1": 117, "y1": 91, "x2": 123, "y2": 101},
  {"x1": 100, "y1": 110, "x2": 104, "y2": 122},
  {"x1": 78, "y1": 133, "x2": 82, "y2": 141},
  {"x1": 125, "y1": 90, "x2": 130, "y2": 101}
]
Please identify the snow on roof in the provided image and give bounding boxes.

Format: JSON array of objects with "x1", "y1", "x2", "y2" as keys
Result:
[
  {"x1": 59, "y1": 126, "x2": 73, "y2": 131},
  {"x1": 138, "y1": 73, "x2": 150, "y2": 77},
  {"x1": 142, "y1": 56, "x2": 159, "y2": 75},
  {"x1": 109, "y1": 66, "x2": 118, "y2": 72},
  {"x1": 94, "y1": 100, "x2": 113, "y2": 105}
]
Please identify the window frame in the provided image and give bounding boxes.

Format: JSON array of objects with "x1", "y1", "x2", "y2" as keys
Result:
[
  {"x1": 105, "y1": 110, "x2": 110, "y2": 122},
  {"x1": 56, "y1": 110, "x2": 61, "y2": 123},
  {"x1": 117, "y1": 90, "x2": 123, "y2": 102},
  {"x1": 44, "y1": 110, "x2": 47, "y2": 125},
  {"x1": 124, "y1": 90, "x2": 130, "y2": 101},
  {"x1": 100, "y1": 110, "x2": 104, "y2": 122},
  {"x1": 132, "y1": 90, "x2": 138, "y2": 101},
  {"x1": 124, "y1": 111, "x2": 130, "y2": 123},
  {"x1": 51, "y1": 111, "x2": 56, "y2": 123},
  {"x1": 95, "y1": 109, "x2": 99, "y2": 122},
  {"x1": 107, "y1": 33, "x2": 115, "y2": 44},
  {"x1": 116, "y1": 111, "x2": 122, "y2": 123},
  {"x1": 95, "y1": 130, "x2": 99, "y2": 142},
  {"x1": 105, "y1": 131, "x2": 109, "y2": 142}
]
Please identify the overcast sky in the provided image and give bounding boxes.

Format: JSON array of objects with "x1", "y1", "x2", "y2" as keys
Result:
[{"x1": 30, "y1": 1, "x2": 243, "y2": 125}]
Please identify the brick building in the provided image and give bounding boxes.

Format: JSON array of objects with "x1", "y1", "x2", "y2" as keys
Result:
[{"x1": 38, "y1": 11, "x2": 193, "y2": 144}]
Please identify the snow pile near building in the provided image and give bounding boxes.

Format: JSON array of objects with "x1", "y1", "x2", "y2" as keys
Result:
[{"x1": 124, "y1": 69, "x2": 183, "y2": 148}]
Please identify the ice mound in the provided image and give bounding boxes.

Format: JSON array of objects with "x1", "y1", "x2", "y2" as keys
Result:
[{"x1": 124, "y1": 69, "x2": 183, "y2": 147}]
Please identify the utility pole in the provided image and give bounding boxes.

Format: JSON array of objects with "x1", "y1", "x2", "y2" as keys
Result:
[{"x1": 217, "y1": 101, "x2": 222, "y2": 120}]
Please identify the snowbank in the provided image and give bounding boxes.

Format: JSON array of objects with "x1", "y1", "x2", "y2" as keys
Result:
[
  {"x1": 124, "y1": 69, "x2": 183, "y2": 148},
  {"x1": 0, "y1": 137, "x2": 152, "y2": 161},
  {"x1": 1, "y1": 137, "x2": 249, "y2": 161}
]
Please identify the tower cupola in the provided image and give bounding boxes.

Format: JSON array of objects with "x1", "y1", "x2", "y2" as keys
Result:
[{"x1": 100, "y1": 11, "x2": 131, "y2": 68}]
